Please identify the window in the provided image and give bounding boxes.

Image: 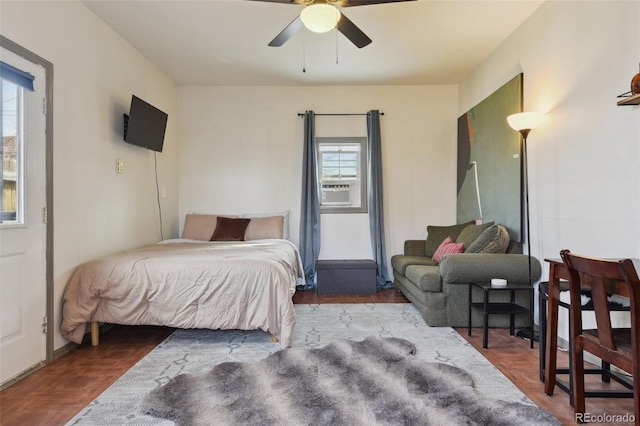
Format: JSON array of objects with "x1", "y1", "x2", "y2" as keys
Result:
[
  {"x1": 316, "y1": 137, "x2": 367, "y2": 214},
  {"x1": 1, "y1": 78, "x2": 23, "y2": 224}
]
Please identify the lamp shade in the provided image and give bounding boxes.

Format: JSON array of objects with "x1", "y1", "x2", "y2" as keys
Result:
[
  {"x1": 507, "y1": 112, "x2": 543, "y2": 132},
  {"x1": 300, "y1": 4, "x2": 341, "y2": 33}
]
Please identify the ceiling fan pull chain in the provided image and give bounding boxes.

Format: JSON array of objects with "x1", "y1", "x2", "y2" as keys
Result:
[{"x1": 302, "y1": 33, "x2": 306, "y2": 73}]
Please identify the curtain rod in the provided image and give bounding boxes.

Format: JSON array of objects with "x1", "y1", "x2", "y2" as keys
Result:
[{"x1": 297, "y1": 112, "x2": 384, "y2": 117}]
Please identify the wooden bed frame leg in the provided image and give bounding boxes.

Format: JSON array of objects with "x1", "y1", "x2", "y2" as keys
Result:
[
  {"x1": 272, "y1": 335, "x2": 279, "y2": 343},
  {"x1": 91, "y1": 321, "x2": 99, "y2": 346}
]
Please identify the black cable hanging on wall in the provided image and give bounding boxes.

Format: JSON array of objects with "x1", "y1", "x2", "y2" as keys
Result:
[{"x1": 154, "y1": 152, "x2": 164, "y2": 241}]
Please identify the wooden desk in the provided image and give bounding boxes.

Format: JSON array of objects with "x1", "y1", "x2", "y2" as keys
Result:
[{"x1": 543, "y1": 257, "x2": 638, "y2": 395}]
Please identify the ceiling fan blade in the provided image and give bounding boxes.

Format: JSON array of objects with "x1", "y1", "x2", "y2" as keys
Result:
[
  {"x1": 268, "y1": 16, "x2": 304, "y2": 47},
  {"x1": 336, "y1": 13, "x2": 372, "y2": 48},
  {"x1": 337, "y1": 0, "x2": 416, "y2": 6}
]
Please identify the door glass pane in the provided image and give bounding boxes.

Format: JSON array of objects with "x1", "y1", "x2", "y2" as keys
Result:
[{"x1": 1, "y1": 79, "x2": 23, "y2": 225}]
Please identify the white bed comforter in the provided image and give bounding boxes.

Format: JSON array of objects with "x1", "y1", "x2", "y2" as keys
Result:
[{"x1": 60, "y1": 239, "x2": 304, "y2": 347}]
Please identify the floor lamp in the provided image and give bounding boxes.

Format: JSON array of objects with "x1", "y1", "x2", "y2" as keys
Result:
[{"x1": 507, "y1": 111, "x2": 543, "y2": 340}]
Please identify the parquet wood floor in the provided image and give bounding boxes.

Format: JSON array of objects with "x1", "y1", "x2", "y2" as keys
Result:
[{"x1": 0, "y1": 289, "x2": 634, "y2": 425}]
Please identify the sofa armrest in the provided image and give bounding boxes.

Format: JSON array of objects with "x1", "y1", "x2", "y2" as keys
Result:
[
  {"x1": 404, "y1": 240, "x2": 426, "y2": 257},
  {"x1": 438, "y1": 253, "x2": 541, "y2": 284}
]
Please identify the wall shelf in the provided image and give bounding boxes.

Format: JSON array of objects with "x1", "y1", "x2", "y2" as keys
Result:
[{"x1": 617, "y1": 92, "x2": 640, "y2": 106}]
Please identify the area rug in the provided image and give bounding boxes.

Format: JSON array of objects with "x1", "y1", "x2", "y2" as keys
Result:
[
  {"x1": 67, "y1": 304, "x2": 556, "y2": 425},
  {"x1": 141, "y1": 336, "x2": 558, "y2": 425}
]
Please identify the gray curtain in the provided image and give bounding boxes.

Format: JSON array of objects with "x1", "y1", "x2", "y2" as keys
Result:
[
  {"x1": 367, "y1": 110, "x2": 391, "y2": 288},
  {"x1": 299, "y1": 111, "x2": 320, "y2": 288}
]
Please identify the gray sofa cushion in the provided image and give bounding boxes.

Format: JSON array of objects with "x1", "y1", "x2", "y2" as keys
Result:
[
  {"x1": 404, "y1": 265, "x2": 441, "y2": 292},
  {"x1": 455, "y1": 221, "x2": 494, "y2": 249},
  {"x1": 391, "y1": 255, "x2": 437, "y2": 275},
  {"x1": 466, "y1": 224, "x2": 510, "y2": 253},
  {"x1": 424, "y1": 221, "x2": 474, "y2": 258}
]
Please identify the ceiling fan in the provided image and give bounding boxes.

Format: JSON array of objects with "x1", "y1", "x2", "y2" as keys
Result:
[{"x1": 249, "y1": 0, "x2": 416, "y2": 49}]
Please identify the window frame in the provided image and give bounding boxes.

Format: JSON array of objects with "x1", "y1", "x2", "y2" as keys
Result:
[{"x1": 316, "y1": 136, "x2": 368, "y2": 214}]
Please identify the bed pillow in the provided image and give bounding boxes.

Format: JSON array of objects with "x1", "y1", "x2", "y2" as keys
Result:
[
  {"x1": 240, "y1": 211, "x2": 290, "y2": 239},
  {"x1": 181, "y1": 214, "x2": 218, "y2": 241},
  {"x1": 424, "y1": 221, "x2": 474, "y2": 258},
  {"x1": 210, "y1": 217, "x2": 251, "y2": 241},
  {"x1": 432, "y1": 236, "x2": 465, "y2": 263},
  {"x1": 245, "y1": 215, "x2": 285, "y2": 240},
  {"x1": 455, "y1": 221, "x2": 494, "y2": 249},
  {"x1": 466, "y1": 224, "x2": 511, "y2": 254}
]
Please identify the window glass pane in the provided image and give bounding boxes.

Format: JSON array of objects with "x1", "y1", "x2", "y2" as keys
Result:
[
  {"x1": 323, "y1": 160, "x2": 340, "y2": 168},
  {"x1": 341, "y1": 158, "x2": 358, "y2": 167},
  {"x1": 322, "y1": 168, "x2": 340, "y2": 180},
  {"x1": 323, "y1": 152, "x2": 340, "y2": 161},
  {"x1": 1, "y1": 79, "x2": 22, "y2": 224},
  {"x1": 341, "y1": 167, "x2": 357, "y2": 179}
]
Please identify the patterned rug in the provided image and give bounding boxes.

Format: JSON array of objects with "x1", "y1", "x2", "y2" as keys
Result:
[{"x1": 67, "y1": 304, "x2": 545, "y2": 425}]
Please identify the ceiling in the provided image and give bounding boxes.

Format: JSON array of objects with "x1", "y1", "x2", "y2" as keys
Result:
[{"x1": 81, "y1": 0, "x2": 544, "y2": 86}]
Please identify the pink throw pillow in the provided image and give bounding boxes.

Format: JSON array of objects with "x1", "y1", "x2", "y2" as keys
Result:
[{"x1": 432, "y1": 236, "x2": 464, "y2": 263}]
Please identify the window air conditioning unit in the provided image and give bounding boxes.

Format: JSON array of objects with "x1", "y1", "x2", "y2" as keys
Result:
[{"x1": 321, "y1": 183, "x2": 351, "y2": 206}]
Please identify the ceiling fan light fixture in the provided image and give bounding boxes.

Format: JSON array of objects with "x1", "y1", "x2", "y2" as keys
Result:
[{"x1": 300, "y1": 4, "x2": 341, "y2": 33}]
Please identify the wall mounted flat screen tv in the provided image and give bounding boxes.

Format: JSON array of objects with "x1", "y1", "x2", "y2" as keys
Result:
[{"x1": 123, "y1": 95, "x2": 168, "y2": 152}]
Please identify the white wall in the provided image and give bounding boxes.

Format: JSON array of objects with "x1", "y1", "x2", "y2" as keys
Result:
[
  {"x1": 1, "y1": 1, "x2": 180, "y2": 350},
  {"x1": 178, "y1": 85, "x2": 458, "y2": 269},
  {"x1": 459, "y1": 1, "x2": 640, "y2": 337}
]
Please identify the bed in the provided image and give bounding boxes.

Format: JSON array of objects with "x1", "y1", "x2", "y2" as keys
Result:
[{"x1": 60, "y1": 213, "x2": 304, "y2": 348}]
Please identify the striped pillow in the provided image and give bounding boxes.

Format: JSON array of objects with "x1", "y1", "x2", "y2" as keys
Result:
[{"x1": 432, "y1": 236, "x2": 464, "y2": 263}]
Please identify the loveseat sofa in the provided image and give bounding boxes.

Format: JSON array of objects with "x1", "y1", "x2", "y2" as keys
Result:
[{"x1": 391, "y1": 221, "x2": 541, "y2": 327}]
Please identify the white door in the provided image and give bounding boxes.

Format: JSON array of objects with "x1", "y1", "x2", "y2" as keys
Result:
[{"x1": 0, "y1": 48, "x2": 47, "y2": 385}]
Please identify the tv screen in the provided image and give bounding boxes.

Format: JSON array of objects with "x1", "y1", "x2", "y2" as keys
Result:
[{"x1": 124, "y1": 95, "x2": 168, "y2": 152}]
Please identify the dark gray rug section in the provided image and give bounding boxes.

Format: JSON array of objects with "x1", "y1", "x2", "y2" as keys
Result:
[{"x1": 141, "y1": 336, "x2": 558, "y2": 426}]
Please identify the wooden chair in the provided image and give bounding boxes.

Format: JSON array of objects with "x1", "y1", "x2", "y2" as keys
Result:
[
  {"x1": 560, "y1": 250, "x2": 639, "y2": 424},
  {"x1": 538, "y1": 280, "x2": 630, "y2": 399}
]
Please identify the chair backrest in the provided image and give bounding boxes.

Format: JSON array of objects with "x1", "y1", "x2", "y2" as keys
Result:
[{"x1": 560, "y1": 249, "x2": 639, "y2": 355}]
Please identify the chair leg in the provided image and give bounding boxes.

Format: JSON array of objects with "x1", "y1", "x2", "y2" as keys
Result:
[
  {"x1": 634, "y1": 382, "x2": 639, "y2": 426},
  {"x1": 539, "y1": 290, "x2": 547, "y2": 383},
  {"x1": 601, "y1": 360, "x2": 611, "y2": 383},
  {"x1": 567, "y1": 312, "x2": 574, "y2": 407},
  {"x1": 572, "y1": 340, "x2": 586, "y2": 421},
  {"x1": 545, "y1": 280, "x2": 561, "y2": 396}
]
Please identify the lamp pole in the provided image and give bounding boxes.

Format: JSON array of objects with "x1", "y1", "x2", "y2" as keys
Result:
[
  {"x1": 507, "y1": 112, "x2": 542, "y2": 284},
  {"x1": 507, "y1": 112, "x2": 542, "y2": 342},
  {"x1": 521, "y1": 130, "x2": 532, "y2": 287}
]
